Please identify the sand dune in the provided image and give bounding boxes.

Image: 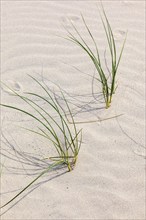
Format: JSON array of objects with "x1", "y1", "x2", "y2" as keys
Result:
[{"x1": 1, "y1": 1, "x2": 145, "y2": 219}]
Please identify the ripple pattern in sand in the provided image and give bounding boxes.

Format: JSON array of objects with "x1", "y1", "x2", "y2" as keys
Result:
[{"x1": 1, "y1": 1, "x2": 145, "y2": 219}]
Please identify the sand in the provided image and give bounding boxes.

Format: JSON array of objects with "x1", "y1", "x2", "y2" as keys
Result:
[{"x1": 1, "y1": 0, "x2": 145, "y2": 219}]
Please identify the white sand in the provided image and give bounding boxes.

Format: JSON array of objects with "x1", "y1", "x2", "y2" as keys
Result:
[{"x1": 1, "y1": 1, "x2": 145, "y2": 219}]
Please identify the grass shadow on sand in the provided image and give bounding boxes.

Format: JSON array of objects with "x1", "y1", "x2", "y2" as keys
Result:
[
  {"x1": 0, "y1": 130, "x2": 68, "y2": 216},
  {"x1": 34, "y1": 66, "x2": 123, "y2": 125}
]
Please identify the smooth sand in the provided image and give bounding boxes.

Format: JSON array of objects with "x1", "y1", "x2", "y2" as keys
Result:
[{"x1": 1, "y1": 1, "x2": 145, "y2": 219}]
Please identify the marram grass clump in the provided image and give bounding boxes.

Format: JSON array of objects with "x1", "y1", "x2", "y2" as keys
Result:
[
  {"x1": 0, "y1": 76, "x2": 82, "y2": 208},
  {"x1": 65, "y1": 7, "x2": 127, "y2": 108}
]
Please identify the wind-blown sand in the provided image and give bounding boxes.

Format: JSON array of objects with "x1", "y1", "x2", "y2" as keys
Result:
[{"x1": 1, "y1": 1, "x2": 145, "y2": 219}]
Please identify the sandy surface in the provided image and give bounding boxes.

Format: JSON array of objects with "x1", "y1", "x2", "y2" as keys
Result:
[{"x1": 1, "y1": 1, "x2": 145, "y2": 219}]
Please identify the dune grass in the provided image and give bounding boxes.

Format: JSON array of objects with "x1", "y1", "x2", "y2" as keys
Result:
[
  {"x1": 0, "y1": 76, "x2": 82, "y2": 208},
  {"x1": 65, "y1": 6, "x2": 127, "y2": 108}
]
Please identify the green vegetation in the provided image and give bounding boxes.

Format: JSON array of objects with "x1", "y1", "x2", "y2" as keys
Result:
[
  {"x1": 0, "y1": 76, "x2": 82, "y2": 208},
  {"x1": 65, "y1": 7, "x2": 127, "y2": 108}
]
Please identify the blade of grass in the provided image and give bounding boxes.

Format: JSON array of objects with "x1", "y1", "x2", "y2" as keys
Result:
[
  {"x1": 1, "y1": 83, "x2": 63, "y2": 152},
  {"x1": 65, "y1": 6, "x2": 126, "y2": 108},
  {"x1": 81, "y1": 13, "x2": 101, "y2": 65},
  {"x1": 0, "y1": 160, "x2": 64, "y2": 209},
  {"x1": 0, "y1": 76, "x2": 82, "y2": 208},
  {"x1": 20, "y1": 126, "x2": 62, "y2": 156},
  {"x1": 28, "y1": 76, "x2": 78, "y2": 154},
  {"x1": 25, "y1": 92, "x2": 73, "y2": 153},
  {"x1": 115, "y1": 32, "x2": 127, "y2": 72}
]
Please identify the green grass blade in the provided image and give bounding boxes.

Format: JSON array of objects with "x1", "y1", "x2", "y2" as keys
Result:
[
  {"x1": 68, "y1": 35, "x2": 106, "y2": 85},
  {"x1": 25, "y1": 92, "x2": 72, "y2": 151},
  {"x1": 67, "y1": 21, "x2": 97, "y2": 62},
  {"x1": 28, "y1": 76, "x2": 81, "y2": 157},
  {"x1": 54, "y1": 94, "x2": 78, "y2": 154},
  {"x1": 101, "y1": 5, "x2": 116, "y2": 66},
  {"x1": 81, "y1": 14, "x2": 101, "y2": 65},
  {"x1": 28, "y1": 76, "x2": 79, "y2": 153},
  {"x1": 0, "y1": 75, "x2": 83, "y2": 208},
  {"x1": 116, "y1": 32, "x2": 127, "y2": 72},
  {"x1": 20, "y1": 126, "x2": 62, "y2": 156},
  {"x1": 0, "y1": 160, "x2": 64, "y2": 209},
  {"x1": 0, "y1": 104, "x2": 65, "y2": 156},
  {"x1": 1, "y1": 83, "x2": 63, "y2": 150}
]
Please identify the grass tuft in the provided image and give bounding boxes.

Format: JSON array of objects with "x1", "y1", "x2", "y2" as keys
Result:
[
  {"x1": 0, "y1": 76, "x2": 82, "y2": 208},
  {"x1": 65, "y1": 6, "x2": 127, "y2": 108}
]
